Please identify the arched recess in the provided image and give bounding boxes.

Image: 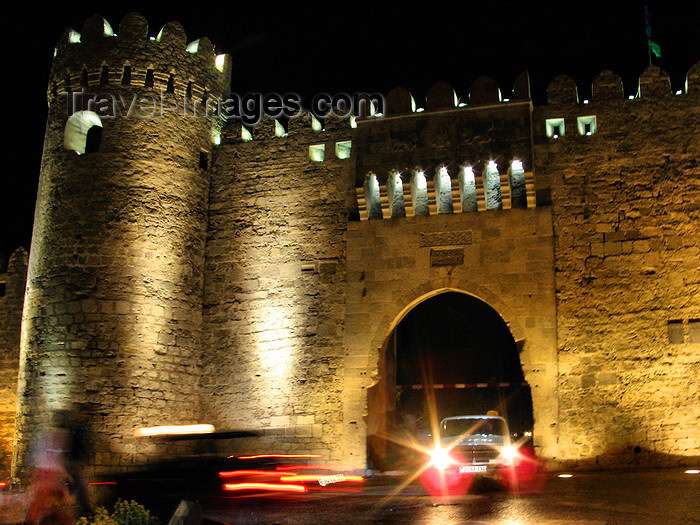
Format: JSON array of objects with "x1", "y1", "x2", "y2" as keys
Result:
[
  {"x1": 365, "y1": 283, "x2": 531, "y2": 469},
  {"x1": 64, "y1": 110, "x2": 103, "y2": 155}
]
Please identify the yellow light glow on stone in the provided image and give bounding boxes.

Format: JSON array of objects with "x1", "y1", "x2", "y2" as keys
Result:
[
  {"x1": 215, "y1": 54, "x2": 226, "y2": 71},
  {"x1": 558, "y1": 473, "x2": 573, "y2": 478},
  {"x1": 135, "y1": 424, "x2": 215, "y2": 437},
  {"x1": 685, "y1": 469, "x2": 699, "y2": 475}
]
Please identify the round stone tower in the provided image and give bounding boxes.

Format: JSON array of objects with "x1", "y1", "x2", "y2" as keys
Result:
[{"x1": 13, "y1": 13, "x2": 230, "y2": 478}]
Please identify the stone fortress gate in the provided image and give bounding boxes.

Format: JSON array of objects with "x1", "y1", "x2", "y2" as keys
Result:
[{"x1": 0, "y1": 13, "x2": 697, "y2": 480}]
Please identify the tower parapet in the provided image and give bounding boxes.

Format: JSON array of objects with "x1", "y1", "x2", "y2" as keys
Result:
[{"x1": 49, "y1": 13, "x2": 230, "y2": 106}]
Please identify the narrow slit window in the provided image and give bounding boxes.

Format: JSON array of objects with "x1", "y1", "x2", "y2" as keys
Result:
[
  {"x1": 81, "y1": 68, "x2": 89, "y2": 88},
  {"x1": 199, "y1": 151, "x2": 209, "y2": 170},
  {"x1": 122, "y1": 65, "x2": 131, "y2": 86},
  {"x1": 166, "y1": 74, "x2": 175, "y2": 94},
  {"x1": 100, "y1": 66, "x2": 109, "y2": 86},
  {"x1": 144, "y1": 69, "x2": 154, "y2": 88},
  {"x1": 186, "y1": 81, "x2": 193, "y2": 100}
]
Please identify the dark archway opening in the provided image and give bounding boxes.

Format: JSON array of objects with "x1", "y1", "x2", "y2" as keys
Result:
[
  {"x1": 85, "y1": 125, "x2": 102, "y2": 154},
  {"x1": 368, "y1": 291, "x2": 534, "y2": 469}
]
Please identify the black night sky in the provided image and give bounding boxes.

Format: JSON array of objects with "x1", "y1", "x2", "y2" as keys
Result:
[{"x1": 1, "y1": 1, "x2": 699, "y2": 261}]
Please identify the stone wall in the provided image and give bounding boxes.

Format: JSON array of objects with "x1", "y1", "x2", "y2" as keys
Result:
[
  {"x1": 201, "y1": 115, "x2": 356, "y2": 463},
  {"x1": 0, "y1": 249, "x2": 27, "y2": 479},
  {"x1": 344, "y1": 208, "x2": 558, "y2": 463},
  {"x1": 13, "y1": 13, "x2": 230, "y2": 478},
  {"x1": 535, "y1": 65, "x2": 700, "y2": 467}
]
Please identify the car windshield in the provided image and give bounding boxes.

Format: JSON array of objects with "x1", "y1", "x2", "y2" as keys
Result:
[{"x1": 440, "y1": 418, "x2": 507, "y2": 439}]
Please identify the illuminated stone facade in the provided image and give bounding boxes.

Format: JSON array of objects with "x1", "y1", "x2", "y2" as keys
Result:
[{"x1": 1, "y1": 14, "x2": 698, "y2": 480}]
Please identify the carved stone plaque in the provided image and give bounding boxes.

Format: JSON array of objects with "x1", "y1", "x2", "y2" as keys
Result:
[
  {"x1": 420, "y1": 230, "x2": 473, "y2": 247},
  {"x1": 430, "y1": 248, "x2": 464, "y2": 266}
]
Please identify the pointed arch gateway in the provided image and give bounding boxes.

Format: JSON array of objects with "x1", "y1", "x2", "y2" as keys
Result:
[{"x1": 365, "y1": 285, "x2": 533, "y2": 470}]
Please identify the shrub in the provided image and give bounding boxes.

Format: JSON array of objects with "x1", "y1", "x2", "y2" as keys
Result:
[{"x1": 76, "y1": 499, "x2": 159, "y2": 525}]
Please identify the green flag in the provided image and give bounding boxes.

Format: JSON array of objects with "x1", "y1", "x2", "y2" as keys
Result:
[{"x1": 648, "y1": 38, "x2": 661, "y2": 58}]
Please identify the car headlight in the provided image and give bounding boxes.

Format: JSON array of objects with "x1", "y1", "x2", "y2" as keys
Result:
[
  {"x1": 500, "y1": 445, "x2": 517, "y2": 461},
  {"x1": 428, "y1": 447, "x2": 455, "y2": 470}
]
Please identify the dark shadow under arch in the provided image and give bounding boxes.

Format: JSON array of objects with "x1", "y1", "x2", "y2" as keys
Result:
[{"x1": 367, "y1": 290, "x2": 533, "y2": 470}]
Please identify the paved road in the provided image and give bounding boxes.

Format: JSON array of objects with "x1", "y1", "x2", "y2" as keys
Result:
[{"x1": 201, "y1": 470, "x2": 699, "y2": 524}]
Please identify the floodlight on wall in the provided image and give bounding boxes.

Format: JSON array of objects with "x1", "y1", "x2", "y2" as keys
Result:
[
  {"x1": 186, "y1": 40, "x2": 200, "y2": 53},
  {"x1": 215, "y1": 54, "x2": 226, "y2": 71},
  {"x1": 241, "y1": 127, "x2": 253, "y2": 142}
]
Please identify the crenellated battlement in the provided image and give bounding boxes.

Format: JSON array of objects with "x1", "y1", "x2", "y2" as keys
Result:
[{"x1": 48, "y1": 13, "x2": 231, "y2": 106}]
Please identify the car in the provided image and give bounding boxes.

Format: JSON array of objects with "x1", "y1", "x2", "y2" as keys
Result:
[{"x1": 421, "y1": 412, "x2": 547, "y2": 496}]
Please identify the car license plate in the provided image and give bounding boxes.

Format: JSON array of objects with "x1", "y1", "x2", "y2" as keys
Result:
[{"x1": 459, "y1": 465, "x2": 487, "y2": 473}]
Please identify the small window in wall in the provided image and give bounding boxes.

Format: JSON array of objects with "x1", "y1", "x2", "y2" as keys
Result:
[
  {"x1": 241, "y1": 126, "x2": 253, "y2": 142},
  {"x1": 0, "y1": 283, "x2": 6, "y2": 297},
  {"x1": 122, "y1": 65, "x2": 132, "y2": 86},
  {"x1": 667, "y1": 320, "x2": 684, "y2": 344},
  {"x1": 100, "y1": 66, "x2": 109, "y2": 86},
  {"x1": 546, "y1": 118, "x2": 565, "y2": 138},
  {"x1": 186, "y1": 81, "x2": 193, "y2": 100},
  {"x1": 81, "y1": 68, "x2": 89, "y2": 88},
  {"x1": 309, "y1": 144, "x2": 325, "y2": 162},
  {"x1": 199, "y1": 151, "x2": 209, "y2": 170},
  {"x1": 577, "y1": 115, "x2": 597, "y2": 136},
  {"x1": 166, "y1": 74, "x2": 175, "y2": 93},
  {"x1": 335, "y1": 140, "x2": 352, "y2": 159},
  {"x1": 689, "y1": 320, "x2": 700, "y2": 343},
  {"x1": 144, "y1": 69, "x2": 154, "y2": 88},
  {"x1": 64, "y1": 110, "x2": 103, "y2": 155}
]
